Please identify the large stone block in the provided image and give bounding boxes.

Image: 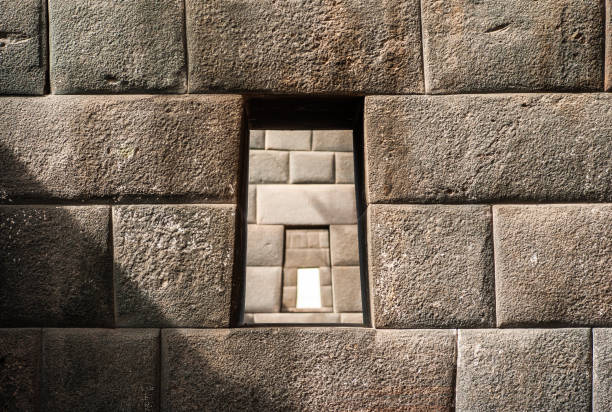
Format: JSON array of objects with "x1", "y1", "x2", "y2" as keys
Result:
[
  {"x1": 332, "y1": 266, "x2": 362, "y2": 312},
  {"x1": 186, "y1": 0, "x2": 423, "y2": 94},
  {"x1": 421, "y1": 0, "x2": 604, "y2": 93},
  {"x1": 244, "y1": 267, "x2": 282, "y2": 313},
  {"x1": 0, "y1": 95, "x2": 243, "y2": 203},
  {"x1": 289, "y1": 152, "x2": 334, "y2": 184},
  {"x1": 330, "y1": 225, "x2": 359, "y2": 266},
  {"x1": 365, "y1": 94, "x2": 612, "y2": 203},
  {"x1": 113, "y1": 205, "x2": 237, "y2": 327},
  {"x1": 42, "y1": 329, "x2": 159, "y2": 412},
  {"x1": 594, "y1": 329, "x2": 612, "y2": 412},
  {"x1": 335, "y1": 152, "x2": 355, "y2": 184},
  {"x1": 368, "y1": 205, "x2": 495, "y2": 328},
  {"x1": 249, "y1": 150, "x2": 289, "y2": 184},
  {"x1": 247, "y1": 224, "x2": 284, "y2": 266},
  {"x1": 257, "y1": 185, "x2": 357, "y2": 225},
  {"x1": 456, "y1": 329, "x2": 591, "y2": 412},
  {"x1": 0, "y1": 206, "x2": 113, "y2": 327},
  {"x1": 312, "y1": 130, "x2": 353, "y2": 152},
  {"x1": 49, "y1": 0, "x2": 186, "y2": 93},
  {"x1": 0, "y1": 329, "x2": 41, "y2": 411},
  {"x1": 494, "y1": 204, "x2": 612, "y2": 326},
  {"x1": 162, "y1": 328, "x2": 456, "y2": 410},
  {"x1": 0, "y1": 0, "x2": 46, "y2": 95},
  {"x1": 265, "y1": 130, "x2": 311, "y2": 151}
]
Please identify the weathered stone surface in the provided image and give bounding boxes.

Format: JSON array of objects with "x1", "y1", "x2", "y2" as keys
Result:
[
  {"x1": 365, "y1": 94, "x2": 612, "y2": 203},
  {"x1": 0, "y1": 329, "x2": 41, "y2": 411},
  {"x1": 457, "y1": 329, "x2": 591, "y2": 412},
  {"x1": 368, "y1": 205, "x2": 495, "y2": 328},
  {"x1": 312, "y1": 130, "x2": 353, "y2": 152},
  {"x1": 43, "y1": 329, "x2": 159, "y2": 412},
  {"x1": 113, "y1": 205, "x2": 237, "y2": 327},
  {"x1": 0, "y1": 206, "x2": 113, "y2": 327},
  {"x1": 186, "y1": 0, "x2": 423, "y2": 94},
  {"x1": 49, "y1": 0, "x2": 185, "y2": 93},
  {"x1": 607, "y1": 0, "x2": 612, "y2": 92},
  {"x1": 265, "y1": 130, "x2": 311, "y2": 151},
  {"x1": 494, "y1": 204, "x2": 612, "y2": 326},
  {"x1": 0, "y1": 95, "x2": 243, "y2": 203},
  {"x1": 244, "y1": 267, "x2": 282, "y2": 313},
  {"x1": 0, "y1": 0, "x2": 46, "y2": 95},
  {"x1": 335, "y1": 152, "x2": 355, "y2": 184},
  {"x1": 330, "y1": 225, "x2": 359, "y2": 266},
  {"x1": 249, "y1": 150, "x2": 289, "y2": 184},
  {"x1": 162, "y1": 328, "x2": 456, "y2": 410},
  {"x1": 421, "y1": 0, "x2": 604, "y2": 93},
  {"x1": 332, "y1": 267, "x2": 362, "y2": 312},
  {"x1": 249, "y1": 130, "x2": 265, "y2": 149},
  {"x1": 290, "y1": 152, "x2": 334, "y2": 184},
  {"x1": 594, "y1": 329, "x2": 612, "y2": 412},
  {"x1": 247, "y1": 224, "x2": 284, "y2": 266}
]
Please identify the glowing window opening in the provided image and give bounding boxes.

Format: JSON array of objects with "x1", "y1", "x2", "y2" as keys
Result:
[{"x1": 296, "y1": 268, "x2": 322, "y2": 309}]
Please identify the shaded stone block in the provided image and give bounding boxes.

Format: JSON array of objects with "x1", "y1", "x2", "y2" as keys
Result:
[
  {"x1": 289, "y1": 152, "x2": 334, "y2": 184},
  {"x1": 247, "y1": 185, "x2": 256, "y2": 224},
  {"x1": 456, "y1": 329, "x2": 591, "y2": 412},
  {"x1": 319, "y1": 267, "x2": 331, "y2": 286},
  {"x1": 335, "y1": 152, "x2": 354, "y2": 184},
  {"x1": 49, "y1": 0, "x2": 186, "y2": 93},
  {"x1": 330, "y1": 225, "x2": 359, "y2": 266},
  {"x1": 282, "y1": 286, "x2": 297, "y2": 311},
  {"x1": 332, "y1": 267, "x2": 362, "y2": 313},
  {"x1": 494, "y1": 204, "x2": 612, "y2": 326},
  {"x1": 594, "y1": 329, "x2": 612, "y2": 412},
  {"x1": 312, "y1": 130, "x2": 353, "y2": 152},
  {"x1": 286, "y1": 229, "x2": 329, "y2": 249},
  {"x1": 245, "y1": 266, "x2": 282, "y2": 313},
  {"x1": 243, "y1": 313, "x2": 255, "y2": 324},
  {"x1": 162, "y1": 328, "x2": 456, "y2": 410},
  {"x1": 283, "y1": 268, "x2": 297, "y2": 287},
  {"x1": 265, "y1": 130, "x2": 311, "y2": 151},
  {"x1": 321, "y1": 285, "x2": 333, "y2": 308},
  {"x1": 43, "y1": 329, "x2": 159, "y2": 412},
  {"x1": 247, "y1": 224, "x2": 284, "y2": 266},
  {"x1": 252, "y1": 313, "x2": 340, "y2": 324},
  {"x1": 0, "y1": 329, "x2": 41, "y2": 411},
  {"x1": 0, "y1": 0, "x2": 46, "y2": 95},
  {"x1": 365, "y1": 94, "x2": 612, "y2": 203},
  {"x1": 285, "y1": 249, "x2": 330, "y2": 267},
  {"x1": 0, "y1": 206, "x2": 113, "y2": 327},
  {"x1": 186, "y1": 0, "x2": 423, "y2": 94},
  {"x1": 340, "y1": 313, "x2": 363, "y2": 324},
  {"x1": 249, "y1": 150, "x2": 289, "y2": 184},
  {"x1": 113, "y1": 205, "x2": 237, "y2": 327},
  {"x1": 0, "y1": 95, "x2": 243, "y2": 203},
  {"x1": 368, "y1": 205, "x2": 495, "y2": 328},
  {"x1": 249, "y1": 130, "x2": 265, "y2": 149},
  {"x1": 422, "y1": 0, "x2": 604, "y2": 93}
]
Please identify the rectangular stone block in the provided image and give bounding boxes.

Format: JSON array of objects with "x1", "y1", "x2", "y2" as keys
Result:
[
  {"x1": 282, "y1": 286, "x2": 297, "y2": 310},
  {"x1": 265, "y1": 130, "x2": 311, "y2": 151},
  {"x1": 247, "y1": 224, "x2": 284, "y2": 266},
  {"x1": 0, "y1": 206, "x2": 113, "y2": 327},
  {"x1": 0, "y1": 329, "x2": 41, "y2": 411},
  {"x1": 49, "y1": 0, "x2": 186, "y2": 93},
  {"x1": 245, "y1": 267, "x2": 282, "y2": 313},
  {"x1": 0, "y1": 0, "x2": 46, "y2": 95},
  {"x1": 340, "y1": 313, "x2": 363, "y2": 324},
  {"x1": 422, "y1": 0, "x2": 604, "y2": 93},
  {"x1": 186, "y1": 0, "x2": 423, "y2": 94},
  {"x1": 257, "y1": 185, "x2": 357, "y2": 225},
  {"x1": 43, "y1": 329, "x2": 159, "y2": 412},
  {"x1": 368, "y1": 205, "x2": 495, "y2": 328},
  {"x1": 162, "y1": 328, "x2": 456, "y2": 410},
  {"x1": 335, "y1": 152, "x2": 355, "y2": 184},
  {"x1": 494, "y1": 204, "x2": 612, "y2": 326},
  {"x1": 330, "y1": 225, "x2": 359, "y2": 266},
  {"x1": 290, "y1": 152, "x2": 334, "y2": 184},
  {"x1": 321, "y1": 285, "x2": 333, "y2": 308},
  {"x1": 319, "y1": 267, "x2": 331, "y2": 285},
  {"x1": 332, "y1": 267, "x2": 362, "y2": 313},
  {"x1": 286, "y1": 229, "x2": 329, "y2": 249},
  {"x1": 249, "y1": 130, "x2": 265, "y2": 149},
  {"x1": 365, "y1": 94, "x2": 612, "y2": 203},
  {"x1": 113, "y1": 205, "x2": 237, "y2": 327},
  {"x1": 252, "y1": 313, "x2": 341, "y2": 324},
  {"x1": 312, "y1": 130, "x2": 353, "y2": 152},
  {"x1": 457, "y1": 329, "x2": 591, "y2": 412},
  {"x1": 249, "y1": 150, "x2": 289, "y2": 184},
  {"x1": 594, "y1": 329, "x2": 612, "y2": 412},
  {"x1": 0, "y1": 95, "x2": 243, "y2": 203},
  {"x1": 284, "y1": 249, "x2": 330, "y2": 267},
  {"x1": 283, "y1": 268, "x2": 297, "y2": 287},
  {"x1": 247, "y1": 185, "x2": 256, "y2": 223}
]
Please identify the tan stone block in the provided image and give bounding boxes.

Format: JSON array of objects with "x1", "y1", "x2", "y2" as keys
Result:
[
  {"x1": 242, "y1": 313, "x2": 254, "y2": 324},
  {"x1": 282, "y1": 286, "x2": 297, "y2": 310},
  {"x1": 252, "y1": 313, "x2": 341, "y2": 324},
  {"x1": 247, "y1": 224, "x2": 284, "y2": 266},
  {"x1": 285, "y1": 248, "x2": 330, "y2": 267},
  {"x1": 335, "y1": 152, "x2": 355, "y2": 184},
  {"x1": 249, "y1": 130, "x2": 265, "y2": 149},
  {"x1": 286, "y1": 230, "x2": 307, "y2": 248},
  {"x1": 247, "y1": 185, "x2": 256, "y2": 223},
  {"x1": 321, "y1": 285, "x2": 333, "y2": 308},
  {"x1": 249, "y1": 150, "x2": 289, "y2": 184},
  {"x1": 265, "y1": 130, "x2": 311, "y2": 151},
  {"x1": 330, "y1": 225, "x2": 359, "y2": 266},
  {"x1": 340, "y1": 313, "x2": 363, "y2": 324},
  {"x1": 319, "y1": 267, "x2": 331, "y2": 286},
  {"x1": 290, "y1": 152, "x2": 334, "y2": 184},
  {"x1": 283, "y1": 268, "x2": 297, "y2": 287},
  {"x1": 312, "y1": 130, "x2": 353, "y2": 152},
  {"x1": 244, "y1": 267, "x2": 282, "y2": 313},
  {"x1": 332, "y1": 267, "x2": 362, "y2": 313}
]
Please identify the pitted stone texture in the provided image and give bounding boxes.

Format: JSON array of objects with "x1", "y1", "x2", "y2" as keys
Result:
[
  {"x1": 312, "y1": 130, "x2": 353, "y2": 152},
  {"x1": 290, "y1": 152, "x2": 334, "y2": 184},
  {"x1": 0, "y1": 329, "x2": 41, "y2": 411},
  {"x1": 43, "y1": 329, "x2": 159, "y2": 412},
  {"x1": 113, "y1": 205, "x2": 237, "y2": 327},
  {"x1": 594, "y1": 329, "x2": 612, "y2": 412},
  {"x1": 186, "y1": 0, "x2": 424, "y2": 94},
  {"x1": 0, "y1": 0, "x2": 46, "y2": 95},
  {"x1": 244, "y1": 267, "x2": 282, "y2": 313},
  {"x1": 0, "y1": 95, "x2": 242, "y2": 203},
  {"x1": 265, "y1": 130, "x2": 311, "y2": 151},
  {"x1": 457, "y1": 329, "x2": 591, "y2": 412},
  {"x1": 335, "y1": 152, "x2": 355, "y2": 184},
  {"x1": 162, "y1": 328, "x2": 456, "y2": 411},
  {"x1": 365, "y1": 94, "x2": 612, "y2": 204},
  {"x1": 249, "y1": 150, "x2": 289, "y2": 184},
  {"x1": 330, "y1": 225, "x2": 359, "y2": 266},
  {"x1": 247, "y1": 224, "x2": 284, "y2": 266},
  {"x1": 422, "y1": 0, "x2": 604, "y2": 93},
  {"x1": 0, "y1": 206, "x2": 113, "y2": 327},
  {"x1": 332, "y1": 267, "x2": 362, "y2": 312},
  {"x1": 369, "y1": 205, "x2": 495, "y2": 328},
  {"x1": 49, "y1": 0, "x2": 185, "y2": 93},
  {"x1": 494, "y1": 204, "x2": 612, "y2": 327},
  {"x1": 607, "y1": 0, "x2": 612, "y2": 91}
]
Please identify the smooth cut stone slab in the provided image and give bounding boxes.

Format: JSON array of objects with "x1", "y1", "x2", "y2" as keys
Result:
[
  {"x1": 247, "y1": 224, "x2": 284, "y2": 266},
  {"x1": 457, "y1": 329, "x2": 591, "y2": 412},
  {"x1": 249, "y1": 150, "x2": 289, "y2": 184},
  {"x1": 0, "y1": 329, "x2": 41, "y2": 411},
  {"x1": 494, "y1": 204, "x2": 612, "y2": 326},
  {"x1": 162, "y1": 328, "x2": 456, "y2": 411},
  {"x1": 422, "y1": 0, "x2": 604, "y2": 93},
  {"x1": 365, "y1": 94, "x2": 612, "y2": 203},
  {"x1": 594, "y1": 329, "x2": 612, "y2": 412},
  {"x1": 244, "y1": 266, "x2": 282, "y2": 313},
  {"x1": 186, "y1": 0, "x2": 424, "y2": 94}
]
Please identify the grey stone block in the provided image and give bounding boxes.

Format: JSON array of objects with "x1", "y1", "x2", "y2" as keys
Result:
[
  {"x1": 162, "y1": 328, "x2": 456, "y2": 410},
  {"x1": 340, "y1": 313, "x2": 363, "y2": 324},
  {"x1": 284, "y1": 249, "x2": 330, "y2": 267},
  {"x1": 365, "y1": 94, "x2": 612, "y2": 203},
  {"x1": 252, "y1": 313, "x2": 341, "y2": 324},
  {"x1": 113, "y1": 205, "x2": 237, "y2": 327},
  {"x1": 49, "y1": 0, "x2": 186, "y2": 93},
  {"x1": 422, "y1": 0, "x2": 604, "y2": 93},
  {"x1": 594, "y1": 329, "x2": 612, "y2": 412},
  {"x1": 368, "y1": 205, "x2": 495, "y2": 328},
  {"x1": 290, "y1": 152, "x2": 334, "y2": 184},
  {"x1": 312, "y1": 130, "x2": 353, "y2": 152},
  {"x1": 249, "y1": 130, "x2": 265, "y2": 149},
  {"x1": 282, "y1": 286, "x2": 297, "y2": 310},
  {"x1": 249, "y1": 150, "x2": 289, "y2": 184},
  {"x1": 494, "y1": 204, "x2": 612, "y2": 326},
  {"x1": 43, "y1": 329, "x2": 159, "y2": 412},
  {"x1": 0, "y1": 329, "x2": 41, "y2": 411},
  {"x1": 0, "y1": 95, "x2": 243, "y2": 203},
  {"x1": 332, "y1": 267, "x2": 362, "y2": 313},
  {"x1": 245, "y1": 267, "x2": 282, "y2": 313},
  {"x1": 247, "y1": 224, "x2": 284, "y2": 266},
  {"x1": 247, "y1": 185, "x2": 256, "y2": 223},
  {"x1": 186, "y1": 0, "x2": 423, "y2": 94},
  {"x1": 335, "y1": 152, "x2": 355, "y2": 184},
  {"x1": 0, "y1": 206, "x2": 113, "y2": 327},
  {"x1": 456, "y1": 329, "x2": 591, "y2": 412},
  {"x1": 0, "y1": 0, "x2": 46, "y2": 95},
  {"x1": 330, "y1": 225, "x2": 359, "y2": 266},
  {"x1": 265, "y1": 130, "x2": 311, "y2": 151}
]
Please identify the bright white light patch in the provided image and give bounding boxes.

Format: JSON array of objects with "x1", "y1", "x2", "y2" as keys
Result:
[{"x1": 296, "y1": 268, "x2": 322, "y2": 309}]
